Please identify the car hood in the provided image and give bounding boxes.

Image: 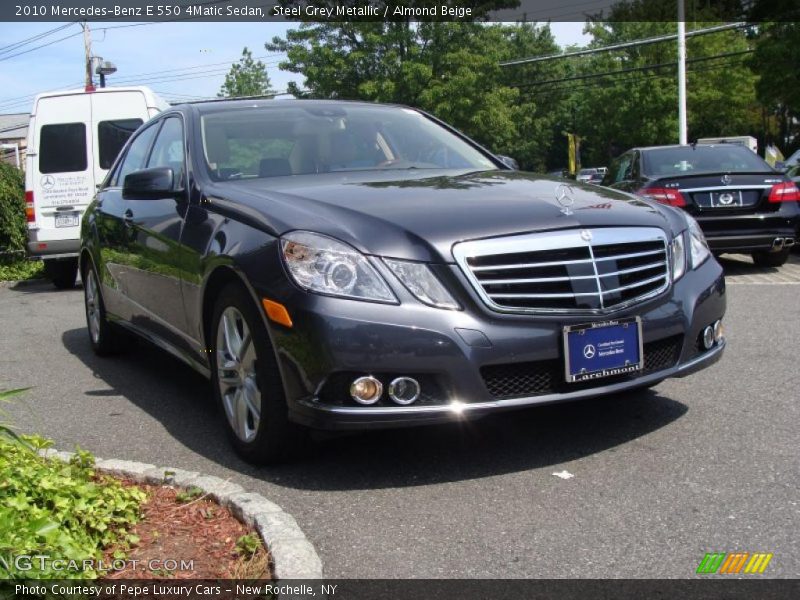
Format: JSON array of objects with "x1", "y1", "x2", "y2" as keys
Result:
[{"x1": 208, "y1": 169, "x2": 681, "y2": 263}]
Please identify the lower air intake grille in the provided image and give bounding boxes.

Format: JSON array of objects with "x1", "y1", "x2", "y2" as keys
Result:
[{"x1": 480, "y1": 334, "x2": 684, "y2": 400}]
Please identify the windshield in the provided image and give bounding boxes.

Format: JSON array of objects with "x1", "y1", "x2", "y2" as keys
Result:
[
  {"x1": 642, "y1": 145, "x2": 772, "y2": 177},
  {"x1": 200, "y1": 104, "x2": 497, "y2": 181}
]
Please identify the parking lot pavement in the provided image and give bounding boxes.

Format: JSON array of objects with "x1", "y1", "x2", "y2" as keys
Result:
[
  {"x1": 1, "y1": 260, "x2": 798, "y2": 579},
  {"x1": 720, "y1": 252, "x2": 800, "y2": 284}
]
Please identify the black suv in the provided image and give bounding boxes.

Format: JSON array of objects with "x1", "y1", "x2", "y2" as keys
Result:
[{"x1": 603, "y1": 144, "x2": 800, "y2": 266}]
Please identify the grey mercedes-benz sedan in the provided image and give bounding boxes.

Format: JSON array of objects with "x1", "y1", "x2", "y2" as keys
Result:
[{"x1": 80, "y1": 100, "x2": 726, "y2": 463}]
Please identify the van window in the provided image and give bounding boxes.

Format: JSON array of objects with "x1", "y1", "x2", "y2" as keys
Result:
[
  {"x1": 147, "y1": 117, "x2": 185, "y2": 188},
  {"x1": 113, "y1": 122, "x2": 159, "y2": 187},
  {"x1": 39, "y1": 123, "x2": 87, "y2": 174},
  {"x1": 98, "y1": 119, "x2": 143, "y2": 169}
]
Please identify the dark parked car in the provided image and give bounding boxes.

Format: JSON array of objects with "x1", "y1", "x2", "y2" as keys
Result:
[
  {"x1": 603, "y1": 144, "x2": 800, "y2": 266},
  {"x1": 81, "y1": 100, "x2": 726, "y2": 463}
]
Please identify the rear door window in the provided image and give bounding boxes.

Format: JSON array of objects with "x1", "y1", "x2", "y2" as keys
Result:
[
  {"x1": 39, "y1": 123, "x2": 87, "y2": 173},
  {"x1": 98, "y1": 119, "x2": 143, "y2": 169}
]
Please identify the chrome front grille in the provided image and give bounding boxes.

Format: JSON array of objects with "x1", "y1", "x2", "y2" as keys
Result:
[{"x1": 453, "y1": 227, "x2": 670, "y2": 313}]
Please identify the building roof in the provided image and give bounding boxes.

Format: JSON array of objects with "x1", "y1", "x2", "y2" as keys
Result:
[{"x1": 0, "y1": 113, "x2": 28, "y2": 141}]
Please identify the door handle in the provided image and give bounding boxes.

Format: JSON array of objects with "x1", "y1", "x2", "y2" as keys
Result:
[{"x1": 123, "y1": 209, "x2": 134, "y2": 225}]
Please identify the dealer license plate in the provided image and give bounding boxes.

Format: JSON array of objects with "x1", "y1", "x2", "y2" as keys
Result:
[
  {"x1": 55, "y1": 213, "x2": 79, "y2": 228},
  {"x1": 563, "y1": 317, "x2": 643, "y2": 383},
  {"x1": 710, "y1": 190, "x2": 743, "y2": 208}
]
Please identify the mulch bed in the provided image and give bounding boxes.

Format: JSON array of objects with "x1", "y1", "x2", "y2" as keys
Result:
[{"x1": 102, "y1": 481, "x2": 271, "y2": 580}]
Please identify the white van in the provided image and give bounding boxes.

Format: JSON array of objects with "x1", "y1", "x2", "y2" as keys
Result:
[{"x1": 25, "y1": 86, "x2": 168, "y2": 288}]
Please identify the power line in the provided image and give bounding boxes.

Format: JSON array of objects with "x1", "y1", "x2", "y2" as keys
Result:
[
  {"x1": 500, "y1": 22, "x2": 748, "y2": 67},
  {"x1": 0, "y1": 22, "x2": 77, "y2": 56},
  {"x1": 511, "y1": 49, "x2": 754, "y2": 89},
  {"x1": 516, "y1": 58, "x2": 752, "y2": 97},
  {"x1": 0, "y1": 30, "x2": 83, "y2": 63}
]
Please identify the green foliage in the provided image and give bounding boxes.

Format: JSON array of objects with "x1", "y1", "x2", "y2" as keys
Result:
[
  {"x1": 267, "y1": 2, "x2": 769, "y2": 170},
  {"x1": 0, "y1": 162, "x2": 26, "y2": 258},
  {"x1": 749, "y1": 21, "x2": 800, "y2": 152},
  {"x1": 0, "y1": 438, "x2": 147, "y2": 579},
  {"x1": 175, "y1": 486, "x2": 203, "y2": 503},
  {"x1": 267, "y1": 21, "x2": 562, "y2": 170},
  {"x1": 218, "y1": 47, "x2": 275, "y2": 98},
  {"x1": 0, "y1": 259, "x2": 43, "y2": 282},
  {"x1": 234, "y1": 533, "x2": 262, "y2": 557}
]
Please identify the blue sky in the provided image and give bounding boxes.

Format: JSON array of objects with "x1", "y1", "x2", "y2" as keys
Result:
[{"x1": 0, "y1": 21, "x2": 587, "y2": 114}]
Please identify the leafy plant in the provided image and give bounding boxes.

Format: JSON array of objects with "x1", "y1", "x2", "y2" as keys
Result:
[
  {"x1": 0, "y1": 260, "x2": 44, "y2": 282},
  {"x1": 0, "y1": 436, "x2": 147, "y2": 579},
  {"x1": 234, "y1": 533, "x2": 262, "y2": 558},
  {"x1": 175, "y1": 486, "x2": 203, "y2": 503},
  {"x1": 0, "y1": 162, "x2": 25, "y2": 259}
]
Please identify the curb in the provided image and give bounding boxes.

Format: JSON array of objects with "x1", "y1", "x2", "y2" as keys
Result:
[{"x1": 39, "y1": 450, "x2": 323, "y2": 580}]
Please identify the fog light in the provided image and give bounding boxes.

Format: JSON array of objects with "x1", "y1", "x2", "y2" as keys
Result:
[
  {"x1": 350, "y1": 376, "x2": 383, "y2": 405},
  {"x1": 388, "y1": 377, "x2": 420, "y2": 405},
  {"x1": 713, "y1": 320, "x2": 723, "y2": 343},
  {"x1": 702, "y1": 325, "x2": 714, "y2": 350}
]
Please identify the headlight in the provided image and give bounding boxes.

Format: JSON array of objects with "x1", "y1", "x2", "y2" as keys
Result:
[
  {"x1": 383, "y1": 258, "x2": 460, "y2": 310},
  {"x1": 671, "y1": 233, "x2": 686, "y2": 281},
  {"x1": 687, "y1": 217, "x2": 711, "y2": 268},
  {"x1": 281, "y1": 231, "x2": 396, "y2": 303}
]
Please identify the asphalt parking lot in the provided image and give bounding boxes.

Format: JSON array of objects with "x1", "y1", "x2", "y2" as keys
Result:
[{"x1": 1, "y1": 254, "x2": 798, "y2": 579}]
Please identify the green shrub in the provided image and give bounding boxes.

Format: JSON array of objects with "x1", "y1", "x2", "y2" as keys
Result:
[
  {"x1": 0, "y1": 438, "x2": 147, "y2": 579},
  {"x1": 0, "y1": 162, "x2": 26, "y2": 261}
]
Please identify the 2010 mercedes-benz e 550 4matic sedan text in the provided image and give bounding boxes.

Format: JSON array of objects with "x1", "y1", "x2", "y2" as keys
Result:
[{"x1": 80, "y1": 100, "x2": 726, "y2": 463}]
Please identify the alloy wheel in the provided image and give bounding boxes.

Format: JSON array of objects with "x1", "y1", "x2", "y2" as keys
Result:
[
  {"x1": 216, "y1": 306, "x2": 262, "y2": 442},
  {"x1": 84, "y1": 269, "x2": 101, "y2": 345}
]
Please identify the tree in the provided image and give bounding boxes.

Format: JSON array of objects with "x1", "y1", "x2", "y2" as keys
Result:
[
  {"x1": 218, "y1": 47, "x2": 274, "y2": 98},
  {"x1": 748, "y1": 21, "x2": 800, "y2": 152},
  {"x1": 266, "y1": 19, "x2": 561, "y2": 170},
  {"x1": 566, "y1": 15, "x2": 759, "y2": 166}
]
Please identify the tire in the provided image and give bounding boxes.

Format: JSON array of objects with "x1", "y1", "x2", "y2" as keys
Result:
[
  {"x1": 210, "y1": 283, "x2": 307, "y2": 464},
  {"x1": 83, "y1": 261, "x2": 128, "y2": 356},
  {"x1": 44, "y1": 258, "x2": 78, "y2": 289},
  {"x1": 751, "y1": 248, "x2": 790, "y2": 268}
]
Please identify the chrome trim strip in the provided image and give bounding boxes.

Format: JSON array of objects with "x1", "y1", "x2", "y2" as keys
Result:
[
  {"x1": 453, "y1": 227, "x2": 670, "y2": 315},
  {"x1": 302, "y1": 339, "x2": 726, "y2": 416},
  {"x1": 680, "y1": 185, "x2": 771, "y2": 193},
  {"x1": 593, "y1": 248, "x2": 665, "y2": 262},
  {"x1": 601, "y1": 273, "x2": 667, "y2": 295},
  {"x1": 491, "y1": 291, "x2": 600, "y2": 299},
  {"x1": 479, "y1": 274, "x2": 594, "y2": 284},
  {"x1": 470, "y1": 257, "x2": 593, "y2": 271},
  {"x1": 598, "y1": 261, "x2": 666, "y2": 278}
]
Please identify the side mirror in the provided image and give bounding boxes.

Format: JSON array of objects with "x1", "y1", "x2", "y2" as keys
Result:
[
  {"x1": 123, "y1": 167, "x2": 178, "y2": 199},
  {"x1": 496, "y1": 155, "x2": 519, "y2": 170}
]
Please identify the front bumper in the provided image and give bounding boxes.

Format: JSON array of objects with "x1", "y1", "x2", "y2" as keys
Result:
[{"x1": 266, "y1": 258, "x2": 726, "y2": 431}]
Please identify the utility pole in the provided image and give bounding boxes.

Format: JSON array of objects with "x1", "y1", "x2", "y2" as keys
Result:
[
  {"x1": 81, "y1": 22, "x2": 94, "y2": 89},
  {"x1": 677, "y1": 0, "x2": 688, "y2": 144}
]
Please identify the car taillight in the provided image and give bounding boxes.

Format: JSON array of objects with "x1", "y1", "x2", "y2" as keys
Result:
[
  {"x1": 768, "y1": 181, "x2": 800, "y2": 203},
  {"x1": 637, "y1": 187, "x2": 687, "y2": 207},
  {"x1": 25, "y1": 190, "x2": 35, "y2": 222}
]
